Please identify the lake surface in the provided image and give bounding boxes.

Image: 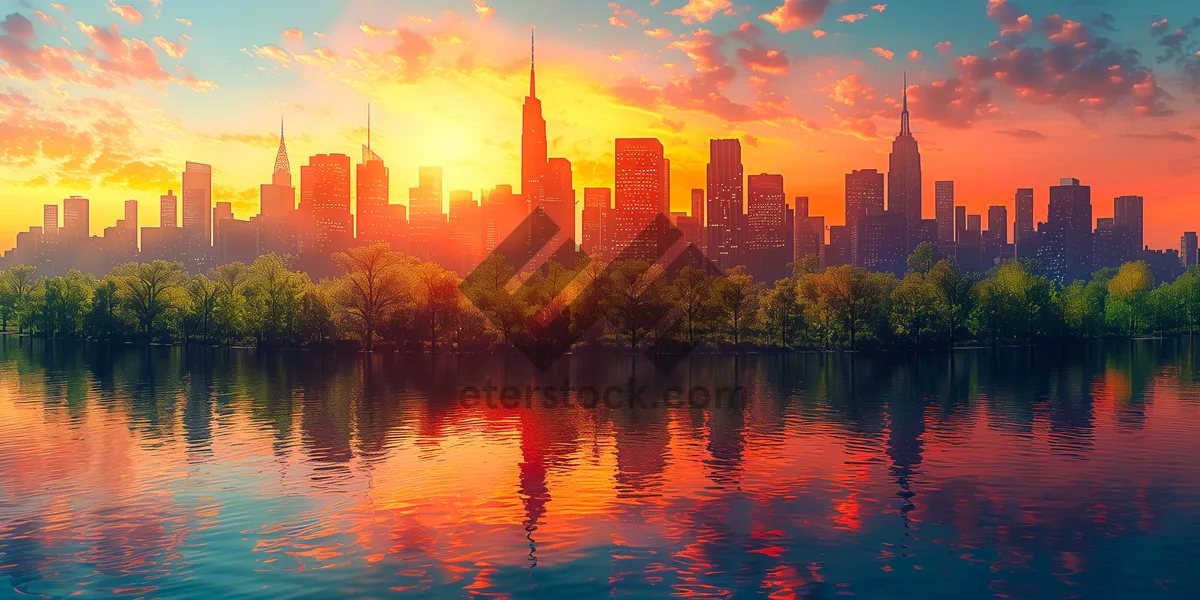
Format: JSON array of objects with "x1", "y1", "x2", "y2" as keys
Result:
[{"x1": 2, "y1": 338, "x2": 1200, "y2": 599}]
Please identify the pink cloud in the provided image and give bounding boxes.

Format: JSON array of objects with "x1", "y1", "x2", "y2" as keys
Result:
[
  {"x1": 283, "y1": 28, "x2": 304, "y2": 41},
  {"x1": 669, "y1": 0, "x2": 733, "y2": 25},
  {"x1": 473, "y1": 0, "x2": 495, "y2": 20},
  {"x1": 152, "y1": 34, "x2": 190, "y2": 58},
  {"x1": 936, "y1": 40, "x2": 952, "y2": 55},
  {"x1": 106, "y1": 0, "x2": 143, "y2": 25},
  {"x1": 645, "y1": 27, "x2": 673, "y2": 38},
  {"x1": 837, "y1": 13, "x2": 868, "y2": 23},
  {"x1": 871, "y1": 47, "x2": 894, "y2": 60},
  {"x1": 759, "y1": 0, "x2": 831, "y2": 33},
  {"x1": 908, "y1": 49, "x2": 922, "y2": 60},
  {"x1": 871, "y1": 4, "x2": 887, "y2": 12}
]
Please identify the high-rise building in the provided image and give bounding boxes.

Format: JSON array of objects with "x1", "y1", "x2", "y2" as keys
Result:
[
  {"x1": 689, "y1": 188, "x2": 705, "y2": 254},
  {"x1": 935, "y1": 181, "x2": 954, "y2": 245},
  {"x1": 793, "y1": 196, "x2": 824, "y2": 267},
  {"x1": 747, "y1": 173, "x2": 788, "y2": 282},
  {"x1": 707, "y1": 138, "x2": 744, "y2": 270},
  {"x1": 160, "y1": 190, "x2": 178, "y2": 228},
  {"x1": 521, "y1": 32, "x2": 546, "y2": 203},
  {"x1": 967, "y1": 214, "x2": 981, "y2": 234},
  {"x1": 301, "y1": 153, "x2": 353, "y2": 253},
  {"x1": 888, "y1": 74, "x2": 922, "y2": 232},
  {"x1": 409, "y1": 166, "x2": 446, "y2": 261},
  {"x1": 542, "y1": 157, "x2": 575, "y2": 243},
  {"x1": 955, "y1": 205, "x2": 967, "y2": 243},
  {"x1": 846, "y1": 169, "x2": 885, "y2": 232},
  {"x1": 986, "y1": 205, "x2": 1007, "y2": 246},
  {"x1": 261, "y1": 119, "x2": 296, "y2": 219},
  {"x1": 855, "y1": 212, "x2": 908, "y2": 276},
  {"x1": 1182, "y1": 232, "x2": 1198, "y2": 267},
  {"x1": 1115, "y1": 195, "x2": 1144, "y2": 252},
  {"x1": 63, "y1": 196, "x2": 89, "y2": 238},
  {"x1": 182, "y1": 161, "x2": 212, "y2": 245},
  {"x1": 448, "y1": 190, "x2": 482, "y2": 274},
  {"x1": 581, "y1": 187, "x2": 611, "y2": 257},
  {"x1": 613, "y1": 138, "x2": 665, "y2": 259},
  {"x1": 124, "y1": 199, "x2": 138, "y2": 232},
  {"x1": 660, "y1": 157, "x2": 671, "y2": 216},
  {"x1": 356, "y1": 111, "x2": 391, "y2": 246},
  {"x1": 1015, "y1": 188, "x2": 1034, "y2": 245},
  {"x1": 1047, "y1": 177, "x2": 1093, "y2": 283},
  {"x1": 43, "y1": 204, "x2": 58, "y2": 238},
  {"x1": 213, "y1": 201, "x2": 234, "y2": 222},
  {"x1": 827, "y1": 225, "x2": 850, "y2": 268}
]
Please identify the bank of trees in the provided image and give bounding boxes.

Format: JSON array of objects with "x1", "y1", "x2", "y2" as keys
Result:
[{"x1": 3, "y1": 243, "x2": 1200, "y2": 352}]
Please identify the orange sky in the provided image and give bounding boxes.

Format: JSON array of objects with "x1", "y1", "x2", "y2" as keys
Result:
[{"x1": 2, "y1": 0, "x2": 1199, "y2": 250}]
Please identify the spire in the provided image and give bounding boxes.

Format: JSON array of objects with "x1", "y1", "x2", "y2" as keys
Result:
[
  {"x1": 273, "y1": 114, "x2": 291, "y2": 179},
  {"x1": 529, "y1": 28, "x2": 536, "y2": 98},
  {"x1": 367, "y1": 103, "x2": 371, "y2": 152},
  {"x1": 900, "y1": 71, "x2": 911, "y2": 136},
  {"x1": 362, "y1": 103, "x2": 381, "y2": 163}
]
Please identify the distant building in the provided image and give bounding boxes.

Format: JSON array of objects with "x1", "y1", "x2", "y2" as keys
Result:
[
  {"x1": 161, "y1": 190, "x2": 178, "y2": 228},
  {"x1": 581, "y1": 187, "x2": 610, "y2": 257},
  {"x1": 1115, "y1": 195, "x2": 1144, "y2": 253},
  {"x1": 1182, "y1": 232, "x2": 1198, "y2": 267},
  {"x1": 888, "y1": 76, "x2": 922, "y2": 234},
  {"x1": 1048, "y1": 177, "x2": 1092, "y2": 283},
  {"x1": 845, "y1": 168, "x2": 885, "y2": 235},
  {"x1": 613, "y1": 138, "x2": 665, "y2": 260},
  {"x1": 1014, "y1": 188, "x2": 1034, "y2": 246},
  {"x1": 707, "y1": 138, "x2": 743, "y2": 269},
  {"x1": 63, "y1": 196, "x2": 89, "y2": 238},
  {"x1": 746, "y1": 173, "x2": 788, "y2": 283},
  {"x1": 855, "y1": 212, "x2": 907, "y2": 277},
  {"x1": 935, "y1": 181, "x2": 954, "y2": 245},
  {"x1": 182, "y1": 161, "x2": 212, "y2": 245},
  {"x1": 43, "y1": 204, "x2": 58, "y2": 238},
  {"x1": 301, "y1": 153, "x2": 353, "y2": 258}
]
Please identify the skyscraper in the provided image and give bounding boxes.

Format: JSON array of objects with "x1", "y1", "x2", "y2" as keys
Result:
[
  {"x1": 182, "y1": 161, "x2": 212, "y2": 245},
  {"x1": 43, "y1": 205, "x2": 58, "y2": 238},
  {"x1": 888, "y1": 74, "x2": 922, "y2": 231},
  {"x1": 1182, "y1": 232, "x2": 1198, "y2": 267},
  {"x1": 63, "y1": 196, "x2": 89, "y2": 238},
  {"x1": 1047, "y1": 177, "x2": 1093, "y2": 283},
  {"x1": 747, "y1": 173, "x2": 788, "y2": 282},
  {"x1": 521, "y1": 31, "x2": 547, "y2": 203},
  {"x1": 613, "y1": 138, "x2": 664, "y2": 259},
  {"x1": 690, "y1": 188, "x2": 705, "y2": 253},
  {"x1": 161, "y1": 190, "x2": 178, "y2": 227},
  {"x1": 448, "y1": 190, "x2": 482, "y2": 274},
  {"x1": 542, "y1": 157, "x2": 575, "y2": 243},
  {"x1": 707, "y1": 139, "x2": 744, "y2": 270},
  {"x1": 409, "y1": 166, "x2": 446, "y2": 260},
  {"x1": 935, "y1": 181, "x2": 954, "y2": 245},
  {"x1": 846, "y1": 169, "x2": 885, "y2": 232},
  {"x1": 581, "y1": 187, "x2": 610, "y2": 257},
  {"x1": 955, "y1": 205, "x2": 967, "y2": 242},
  {"x1": 261, "y1": 118, "x2": 296, "y2": 218},
  {"x1": 660, "y1": 157, "x2": 671, "y2": 216},
  {"x1": 356, "y1": 108, "x2": 391, "y2": 246},
  {"x1": 1015, "y1": 188, "x2": 1034, "y2": 246},
  {"x1": 301, "y1": 153, "x2": 353, "y2": 253},
  {"x1": 1115, "y1": 195, "x2": 1144, "y2": 252},
  {"x1": 986, "y1": 205, "x2": 1007, "y2": 246}
]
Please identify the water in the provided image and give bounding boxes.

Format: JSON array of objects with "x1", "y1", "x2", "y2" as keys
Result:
[{"x1": 2, "y1": 338, "x2": 1200, "y2": 599}]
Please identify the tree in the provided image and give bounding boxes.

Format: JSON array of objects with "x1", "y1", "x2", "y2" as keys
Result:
[
  {"x1": 906, "y1": 242, "x2": 938, "y2": 277},
  {"x1": 247, "y1": 253, "x2": 308, "y2": 344},
  {"x1": 927, "y1": 259, "x2": 976, "y2": 347},
  {"x1": 815, "y1": 265, "x2": 893, "y2": 350},
  {"x1": 1107, "y1": 261, "x2": 1154, "y2": 336},
  {"x1": 460, "y1": 253, "x2": 526, "y2": 346},
  {"x1": 331, "y1": 244, "x2": 411, "y2": 351},
  {"x1": 111, "y1": 260, "x2": 186, "y2": 337},
  {"x1": 186, "y1": 274, "x2": 220, "y2": 342},
  {"x1": 760, "y1": 278, "x2": 801, "y2": 349},
  {"x1": 602, "y1": 260, "x2": 671, "y2": 350},
  {"x1": 417, "y1": 262, "x2": 461, "y2": 351},
  {"x1": 0, "y1": 265, "x2": 37, "y2": 333},
  {"x1": 673, "y1": 266, "x2": 713, "y2": 347},
  {"x1": 710, "y1": 266, "x2": 761, "y2": 348},
  {"x1": 892, "y1": 272, "x2": 936, "y2": 348},
  {"x1": 1172, "y1": 266, "x2": 1200, "y2": 336}
]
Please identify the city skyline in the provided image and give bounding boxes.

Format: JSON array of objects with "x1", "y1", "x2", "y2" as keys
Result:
[{"x1": 2, "y1": 0, "x2": 1199, "y2": 251}]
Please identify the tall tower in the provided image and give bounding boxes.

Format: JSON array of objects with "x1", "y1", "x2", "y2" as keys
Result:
[
  {"x1": 182, "y1": 161, "x2": 213, "y2": 245},
  {"x1": 707, "y1": 138, "x2": 744, "y2": 269},
  {"x1": 273, "y1": 116, "x2": 291, "y2": 187},
  {"x1": 261, "y1": 118, "x2": 296, "y2": 219},
  {"x1": 357, "y1": 105, "x2": 391, "y2": 245},
  {"x1": 521, "y1": 30, "x2": 547, "y2": 205},
  {"x1": 888, "y1": 73, "x2": 922, "y2": 240},
  {"x1": 934, "y1": 181, "x2": 954, "y2": 245}
]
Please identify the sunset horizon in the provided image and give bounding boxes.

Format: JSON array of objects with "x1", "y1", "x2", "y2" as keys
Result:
[{"x1": 3, "y1": 0, "x2": 1199, "y2": 252}]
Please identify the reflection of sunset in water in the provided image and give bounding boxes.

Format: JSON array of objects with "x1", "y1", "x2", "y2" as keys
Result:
[{"x1": 2, "y1": 340, "x2": 1200, "y2": 598}]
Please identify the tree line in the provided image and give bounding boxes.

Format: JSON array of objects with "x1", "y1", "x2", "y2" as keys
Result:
[{"x1": 2, "y1": 243, "x2": 1199, "y2": 352}]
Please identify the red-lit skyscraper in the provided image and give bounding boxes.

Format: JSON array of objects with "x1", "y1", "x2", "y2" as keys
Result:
[
  {"x1": 182, "y1": 161, "x2": 212, "y2": 245},
  {"x1": 356, "y1": 110, "x2": 391, "y2": 247},
  {"x1": 409, "y1": 166, "x2": 445, "y2": 261},
  {"x1": 613, "y1": 138, "x2": 664, "y2": 259},
  {"x1": 707, "y1": 139, "x2": 743, "y2": 270},
  {"x1": 448, "y1": 190, "x2": 482, "y2": 274},
  {"x1": 301, "y1": 153, "x2": 353, "y2": 253},
  {"x1": 521, "y1": 32, "x2": 546, "y2": 204},
  {"x1": 260, "y1": 119, "x2": 296, "y2": 219},
  {"x1": 581, "y1": 187, "x2": 610, "y2": 257},
  {"x1": 542, "y1": 157, "x2": 575, "y2": 243}
]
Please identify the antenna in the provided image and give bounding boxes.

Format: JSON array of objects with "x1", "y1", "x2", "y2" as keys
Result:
[{"x1": 367, "y1": 103, "x2": 371, "y2": 152}]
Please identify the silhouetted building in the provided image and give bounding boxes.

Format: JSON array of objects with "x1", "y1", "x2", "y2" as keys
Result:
[
  {"x1": 955, "y1": 205, "x2": 967, "y2": 244},
  {"x1": 258, "y1": 125, "x2": 300, "y2": 256},
  {"x1": 846, "y1": 168, "x2": 884, "y2": 235},
  {"x1": 935, "y1": 180, "x2": 954, "y2": 245},
  {"x1": 1115, "y1": 195, "x2": 1144, "y2": 253},
  {"x1": 707, "y1": 138, "x2": 743, "y2": 269},
  {"x1": 448, "y1": 190, "x2": 482, "y2": 274},
  {"x1": 1015, "y1": 188, "x2": 1034, "y2": 245},
  {"x1": 1048, "y1": 177, "x2": 1092, "y2": 283},
  {"x1": 409, "y1": 166, "x2": 445, "y2": 262},
  {"x1": 888, "y1": 74, "x2": 922, "y2": 236},
  {"x1": 690, "y1": 188, "x2": 705, "y2": 253},
  {"x1": 215, "y1": 213, "x2": 258, "y2": 266},
  {"x1": 1182, "y1": 232, "x2": 1198, "y2": 267},
  {"x1": 855, "y1": 212, "x2": 907, "y2": 276},
  {"x1": 356, "y1": 111, "x2": 391, "y2": 247},
  {"x1": 827, "y1": 225, "x2": 850, "y2": 267},
  {"x1": 986, "y1": 205, "x2": 1007, "y2": 246},
  {"x1": 794, "y1": 196, "x2": 824, "y2": 267},
  {"x1": 522, "y1": 32, "x2": 546, "y2": 203},
  {"x1": 746, "y1": 173, "x2": 788, "y2": 282},
  {"x1": 581, "y1": 187, "x2": 610, "y2": 257},
  {"x1": 63, "y1": 196, "x2": 89, "y2": 238},
  {"x1": 182, "y1": 161, "x2": 212, "y2": 245},
  {"x1": 160, "y1": 190, "x2": 178, "y2": 228},
  {"x1": 542, "y1": 157, "x2": 575, "y2": 244},
  {"x1": 613, "y1": 138, "x2": 665, "y2": 260}
]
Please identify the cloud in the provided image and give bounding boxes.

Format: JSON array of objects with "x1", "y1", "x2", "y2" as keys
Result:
[
  {"x1": 936, "y1": 41, "x2": 952, "y2": 55},
  {"x1": 175, "y1": 17, "x2": 192, "y2": 27},
  {"x1": 250, "y1": 45, "x2": 290, "y2": 65},
  {"x1": 609, "y1": 3, "x2": 648, "y2": 28},
  {"x1": 1, "y1": 13, "x2": 34, "y2": 41},
  {"x1": 838, "y1": 14, "x2": 868, "y2": 23},
  {"x1": 473, "y1": 0, "x2": 495, "y2": 20},
  {"x1": 1151, "y1": 17, "x2": 1200, "y2": 93},
  {"x1": 106, "y1": 1, "x2": 142, "y2": 25},
  {"x1": 819, "y1": 73, "x2": 884, "y2": 139},
  {"x1": 645, "y1": 27, "x2": 673, "y2": 38},
  {"x1": 1120, "y1": 131, "x2": 1197, "y2": 142},
  {"x1": 907, "y1": 76, "x2": 997, "y2": 128},
  {"x1": 737, "y1": 45, "x2": 789, "y2": 75},
  {"x1": 743, "y1": 133, "x2": 759, "y2": 147},
  {"x1": 282, "y1": 28, "x2": 304, "y2": 41},
  {"x1": 986, "y1": 0, "x2": 1032, "y2": 37},
  {"x1": 670, "y1": 0, "x2": 733, "y2": 25},
  {"x1": 871, "y1": 4, "x2": 887, "y2": 12},
  {"x1": 997, "y1": 128, "x2": 1046, "y2": 141},
  {"x1": 871, "y1": 47, "x2": 894, "y2": 60},
  {"x1": 812, "y1": 29, "x2": 826, "y2": 39},
  {"x1": 908, "y1": 50, "x2": 922, "y2": 60},
  {"x1": 152, "y1": 34, "x2": 189, "y2": 58},
  {"x1": 759, "y1": 0, "x2": 831, "y2": 33}
]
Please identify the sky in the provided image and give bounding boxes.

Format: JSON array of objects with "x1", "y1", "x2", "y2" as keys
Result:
[{"x1": 1, "y1": 0, "x2": 1199, "y2": 250}]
